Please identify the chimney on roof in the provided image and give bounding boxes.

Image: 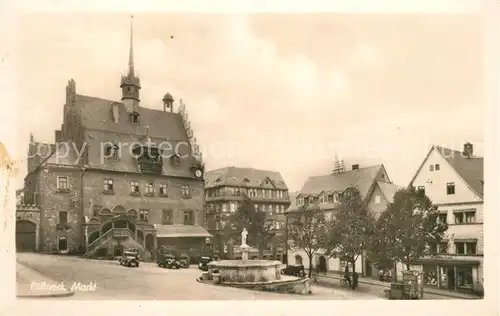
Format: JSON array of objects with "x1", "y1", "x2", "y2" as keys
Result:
[
  {"x1": 352, "y1": 164, "x2": 359, "y2": 170},
  {"x1": 463, "y1": 142, "x2": 473, "y2": 159}
]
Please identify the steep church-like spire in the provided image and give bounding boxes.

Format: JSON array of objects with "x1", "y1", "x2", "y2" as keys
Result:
[
  {"x1": 128, "y1": 15, "x2": 135, "y2": 77},
  {"x1": 121, "y1": 14, "x2": 141, "y2": 113}
]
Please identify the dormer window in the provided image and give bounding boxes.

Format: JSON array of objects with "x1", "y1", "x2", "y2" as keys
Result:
[
  {"x1": 170, "y1": 154, "x2": 181, "y2": 167},
  {"x1": 104, "y1": 144, "x2": 120, "y2": 160},
  {"x1": 131, "y1": 112, "x2": 140, "y2": 124}
]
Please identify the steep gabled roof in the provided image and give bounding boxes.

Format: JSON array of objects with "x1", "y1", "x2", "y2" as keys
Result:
[
  {"x1": 409, "y1": 145, "x2": 484, "y2": 198},
  {"x1": 286, "y1": 164, "x2": 388, "y2": 213},
  {"x1": 76, "y1": 94, "x2": 189, "y2": 141},
  {"x1": 376, "y1": 181, "x2": 403, "y2": 203},
  {"x1": 204, "y1": 166, "x2": 288, "y2": 190},
  {"x1": 300, "y1": 164, "x2": 384, "y2": 199}
]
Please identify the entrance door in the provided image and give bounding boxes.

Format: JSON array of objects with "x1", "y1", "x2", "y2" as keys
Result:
[
  {"x1": 319, "y1": 256, "x2": 327, "y2": 273},
  {"x1": 364, "y1": 259, "x2": 373, "y2": 277},
  {"x1": 447, "y1": 266, "x2": 456, "y2": 290},
  {"x1": 58, "y1": 237, "x2": 68, "y2": 251},
  {"x1": 16, "y1": 220, "x2": 36, "y2": 252}
]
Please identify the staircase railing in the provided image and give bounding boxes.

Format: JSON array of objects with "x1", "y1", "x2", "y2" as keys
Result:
[
  {"x1": 85, "y1": 228, "x2": 146, "y2": 257},
  {"x1": 87, "y1": 229, "x2": 113, "y2": 254}
]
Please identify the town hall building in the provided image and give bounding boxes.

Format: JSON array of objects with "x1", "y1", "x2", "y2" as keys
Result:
[{"x1": 16, "y1": 18, "x2": 209, "y2": 261}]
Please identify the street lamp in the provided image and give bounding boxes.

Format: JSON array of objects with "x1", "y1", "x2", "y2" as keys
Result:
[{"x1": 284, "y1": 214, "x2": 289, "y2": 265}]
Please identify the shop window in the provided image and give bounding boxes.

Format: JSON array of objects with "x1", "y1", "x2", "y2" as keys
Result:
[
  {"x1": 456, "y1": 266, "x2": 474, "y2": 289},
  {"x1": 423, "y1": 265, "x2": 438, "y2": 286}
]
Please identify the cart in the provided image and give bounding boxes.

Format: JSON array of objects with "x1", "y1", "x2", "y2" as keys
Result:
[{"x1": 385, "y1": 270, "x2": 424, "y2": 300}]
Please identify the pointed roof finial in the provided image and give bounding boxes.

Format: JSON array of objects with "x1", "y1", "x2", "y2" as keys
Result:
[{"x1": 128, "y1": 14, "x2": 135, "y2": 77}]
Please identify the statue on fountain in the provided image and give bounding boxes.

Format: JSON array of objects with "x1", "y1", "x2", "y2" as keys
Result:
[
  {"x1": 240, "y1": 228, "x2": 249, "y2": 262},
  {"x1": 241, "y1": 228, "x2": 248, "y2": 247}
]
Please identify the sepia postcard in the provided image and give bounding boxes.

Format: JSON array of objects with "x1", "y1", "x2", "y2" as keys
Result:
[{"x1": 0, "y1": 1, "x2": 498, "y2": 316}]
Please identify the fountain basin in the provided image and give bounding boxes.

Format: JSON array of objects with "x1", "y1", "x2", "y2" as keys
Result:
[{"x1": 207, "y1": 260, "x2": 282, "y2": 283}]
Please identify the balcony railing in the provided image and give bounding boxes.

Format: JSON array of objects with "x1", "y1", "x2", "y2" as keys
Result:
[{"x1": 138, "y1": 160, "x2": 163, "y2": 174}]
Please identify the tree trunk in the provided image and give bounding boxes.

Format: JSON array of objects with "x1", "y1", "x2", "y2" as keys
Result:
[
  {"x1": 406, "y1": 262, "x2": 410, "y2": 270},
  {"x1": 308, "y1": 256, "x2": 313, "y2": 278},
  {"x1": 351, "y1": 260, "x2": 356, "y2": 290}
]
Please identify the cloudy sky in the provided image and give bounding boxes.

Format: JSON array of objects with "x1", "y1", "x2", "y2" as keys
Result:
[{"x1": 10, "y1": 8, "x2": 485, "y2": 191}]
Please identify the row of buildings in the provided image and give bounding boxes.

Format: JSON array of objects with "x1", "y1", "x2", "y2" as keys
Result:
[
  {"x1": 286, "y1": 144, "x2": 484, "y2": 294},
  {"x1": 15, "y1": 18, "x2": 484, "y2": 294}
]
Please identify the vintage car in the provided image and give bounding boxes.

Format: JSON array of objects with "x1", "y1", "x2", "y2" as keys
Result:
[
  {"x1": 119, "y1": 251, "x2": 140, "y2": 267},
  {"x1": 198, "y1": 256, "x2": 212, "y2": 271},
  {"x1": 178, "y1": 254, "x2": 190, "y2": 268},
  {"x1": 281, "y1": 264, "x2": 305, "y2": 277},
  {"x1": 157, "y1": 253, "x2": 180, "y2": 269}
]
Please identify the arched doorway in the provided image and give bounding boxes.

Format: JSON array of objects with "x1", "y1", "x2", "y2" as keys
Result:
[
  {"x1": 145, "y1": 234, "x2": 154, "y2": 250},
  {"x1": 295, "y1": 254, "x2": 303, "y2": 265},
  {"x1": 16, "y1": 220, "x2": 36, "y2": 252},
  {"x1": 114, "y1": 219, "x2": 135, "y2": 232},
  {"x1": 318, "y1": 256, "x2": 327, "y2": 273}
]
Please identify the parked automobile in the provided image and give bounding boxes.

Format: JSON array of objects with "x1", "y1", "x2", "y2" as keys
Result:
[
  {"x1": 157, "y1": 253, "x2": 180, "y2": 269},
  {"x1": 198, "y1": 256, "x2": 212, "y2": 271},
  {"x1": 178, "y1": 253, "x2": 190, "y2": 268},
  {"x1": 281, "y1": 264, "x2": 305, "y2": 277},
  {"x1": 119, "y1": 251, "x2": 140, "y2": 267}
]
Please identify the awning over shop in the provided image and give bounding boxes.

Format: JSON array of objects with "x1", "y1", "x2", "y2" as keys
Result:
[
  {"x1": 154, "y1": 224, "x2": 212, "y2": 238},
  {"x1": 412, "y1": 257, "x2": 481, "y2": 266}
]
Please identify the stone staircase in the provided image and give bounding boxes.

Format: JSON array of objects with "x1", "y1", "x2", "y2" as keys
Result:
[{"x1": 85, "y1": 228, "x2": 146, "y2": 258}]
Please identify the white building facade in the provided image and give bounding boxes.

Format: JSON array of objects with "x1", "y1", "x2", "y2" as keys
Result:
[{"x1": 409, "y1": 144, "x2": 483, "y2": 294}]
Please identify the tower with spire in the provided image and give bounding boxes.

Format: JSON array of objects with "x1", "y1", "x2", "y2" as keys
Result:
[{"x1": 121, "y1": 15, "x2": 141, "y2": 114}]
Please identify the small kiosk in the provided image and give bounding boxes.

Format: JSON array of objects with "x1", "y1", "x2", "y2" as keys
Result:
[
  {"x1": 387, "y1": 270, "x2": 424, "y2": 300},
  {"x1": 402, "y1": 270, "x2": 424, "y2": 299}
]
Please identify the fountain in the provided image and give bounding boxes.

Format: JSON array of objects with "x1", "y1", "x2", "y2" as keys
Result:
[{"x1": 197, "y1": 228, "x2": 311, "y2": 295}]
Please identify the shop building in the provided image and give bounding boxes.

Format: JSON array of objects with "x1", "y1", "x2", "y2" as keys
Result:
[{"x1": 409, "y1": 143, "x2": 484, "y2": 294}]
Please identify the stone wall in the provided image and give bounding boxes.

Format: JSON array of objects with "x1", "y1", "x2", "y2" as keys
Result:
[
  {"x1": 36, "y1": 166, "x2": 83, "y2": 252},
  {"x1": 82, "y1": 169, "x2": 205, "y2": 227}
]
